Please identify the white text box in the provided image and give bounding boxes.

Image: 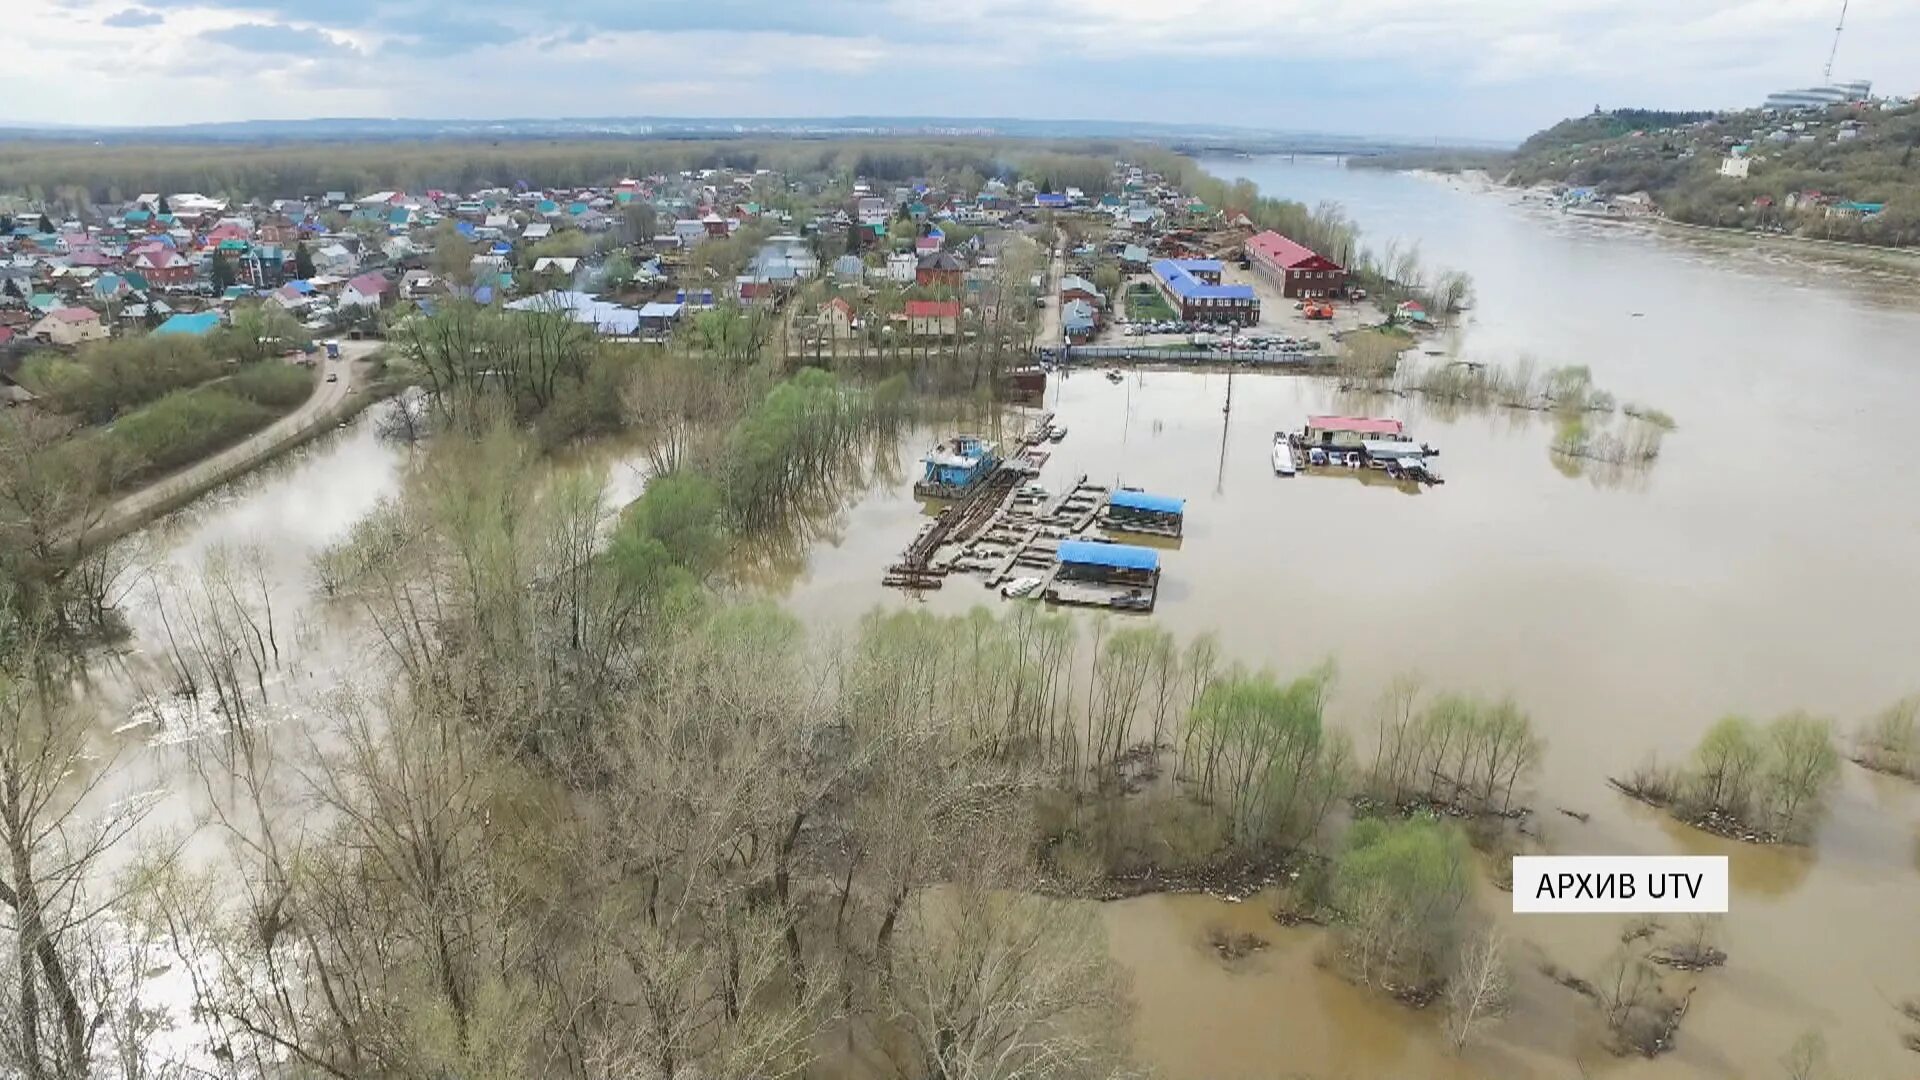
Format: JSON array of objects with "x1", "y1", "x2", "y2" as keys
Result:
[{"x1": 1512, "y1": 856, "x2": 1729, "y2": 913}]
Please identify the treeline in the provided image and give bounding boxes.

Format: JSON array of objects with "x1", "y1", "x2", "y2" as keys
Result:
[
  {"x1": 0, "y1": 136, "x2": 1138, "y2": 207},
  {"x1": 1348, "y1": 148, "x2": 1513, "y2": 174},
  {"x1": 1616, "y1": 712, "x2": 1843, "y2": 842}
]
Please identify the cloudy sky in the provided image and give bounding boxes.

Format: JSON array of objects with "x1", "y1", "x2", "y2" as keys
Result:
[{"x1": 5, "y1": 0, "x2": 1917, "y2": 139}]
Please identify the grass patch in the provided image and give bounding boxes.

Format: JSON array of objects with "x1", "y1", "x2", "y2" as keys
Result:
[{"x1": 1125, "y1": 284, "x2": 1177, "y2": 322}]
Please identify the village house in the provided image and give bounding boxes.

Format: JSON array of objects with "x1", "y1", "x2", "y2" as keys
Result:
[
  {"x1": 831, "y1": 253, "x2": 866, "y2": 283},
  {"x1": 1059, "y1": 274, "x2": 1105, "y2": 308},
  {"x1": 313, "y1": 242, "x2": 357, "y2": 276},
  {"x1": 885, "y1": 251, "x2": 917, "y2": 284},
  {"x1": 916, "y1": 251, "x2": 964, "y2": 289},
  {"x1": 635, "y1": 301, "x2": 683, "y2": 335},
  {"x1": 904, "y1": 298, "x2": 960, "y2": 337},
  {"x1": 532, "y1": 257, "x2": 581, "y2": 277},
  {"x1": 152, "y1": 311, "x2": 222, "y2": 337},
  {"x1": 819, "y1": 296, "x2": 860, "y2": 339},
  {"x1": 131, "y1": 248, "x2": 195, "y2": 288},
  {"x1": 340, "y1": 271, "x2": 393, "y2": 310},
  {"x1": 31, "y1": 306, "x2": 108, "y2": 346},
  {"x1": 1062, "y1": 299, "x2": 1098, "y2": 344},
  {"x1": 1245, "y1": 231, "x2": 1348, "y2": 299}
]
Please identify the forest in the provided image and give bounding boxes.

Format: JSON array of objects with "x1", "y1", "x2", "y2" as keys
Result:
[{"x1": 0, "y1": 137, "x2": 1127, "y2": 209}]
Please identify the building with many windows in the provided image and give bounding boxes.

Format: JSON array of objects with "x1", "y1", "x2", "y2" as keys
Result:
[
  {"x1": 1764, "y1": 80, "x2": 1871, "y2": 110},
  {"x1": 1149, "y1": 259, "x2": 1259, "y2": 324},
  {"x1": 1245, "y1": 230, "x2": 1347, "y2": 299}
]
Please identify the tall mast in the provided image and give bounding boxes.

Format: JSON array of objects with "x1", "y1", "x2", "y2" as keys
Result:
[{"x1": 1823, "y1": 0, "x2": 1848, "y2": 82}]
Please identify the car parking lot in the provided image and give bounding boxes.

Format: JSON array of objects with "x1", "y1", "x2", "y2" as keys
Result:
[{"x1": 1098, "y1": 266, "x2": 1374, "y2": 351}]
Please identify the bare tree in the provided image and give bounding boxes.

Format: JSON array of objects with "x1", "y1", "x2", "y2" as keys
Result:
[
  {"x1": 0, "y1": 626, "x2": 154, "y2": 1080},
  {"x1": 882, "y1": 886, "x2": 1131, "y2": 1080},
  {"x1": 1445, "y1": 925, "x2": 1511, "y2": 1050}
]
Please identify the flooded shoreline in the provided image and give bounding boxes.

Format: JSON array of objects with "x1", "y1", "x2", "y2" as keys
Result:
[{"x1": 84, "y1": 157, "x2": 1920, "y2": 1077}]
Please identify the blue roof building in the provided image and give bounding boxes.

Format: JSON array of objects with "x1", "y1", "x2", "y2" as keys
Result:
[
  {"x1": 152, "y1": 311, "x2": 222, "y2": 337},
  {"x1": 1150, "y1": 259, "x2": 1259, "y2": 324}
]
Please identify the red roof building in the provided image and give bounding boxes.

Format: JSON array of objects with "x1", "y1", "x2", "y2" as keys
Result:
[
  {"x1": 1306, "y1": 415, "x2": 1402, "y2": 436},
  {"x1": 1246, "y1": 230, "x2": 1347, "y2": 299},
  {"x1": 132, "y1": 250, "x2": 194, "y2": 287},
  {"x1": 1303, "y1": 415, "x2": 1404, "y2": 450},
  {"x1": 903, "y1": 298, "x2": 960, "y2": 337},
  {"x1": 904, "y1": 300, "x2": 960, "y2": 319}
]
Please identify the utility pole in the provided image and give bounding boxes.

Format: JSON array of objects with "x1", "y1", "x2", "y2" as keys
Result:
[{"x1": 1823, "y1": 0, "x2": 1848, "y2": 82}]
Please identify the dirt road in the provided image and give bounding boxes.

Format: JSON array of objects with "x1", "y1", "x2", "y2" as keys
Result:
[{"x1": 91, "y1": 340, "x2": 382, "y2": 541}]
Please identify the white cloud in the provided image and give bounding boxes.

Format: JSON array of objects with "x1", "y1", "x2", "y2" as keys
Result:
[{"x1": 2, "y1": 0, "x2": 1917, "y2": 135}]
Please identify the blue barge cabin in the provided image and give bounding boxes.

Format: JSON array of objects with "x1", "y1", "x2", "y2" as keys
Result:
[
  {"x1": 914, "y1": 435, "x2": 1001, "y2": 499},
  {"x1": 1104, "y1": 489, "x2": 1186, "y2": 538},
  {"x1": 1049, "y1": 539, "x2": 1160, "y2": 612}
]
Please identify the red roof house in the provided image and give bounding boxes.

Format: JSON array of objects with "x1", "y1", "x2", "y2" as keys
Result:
[
  {"x1": 132, "y1": 250, "x2": 194, "y2": 287},
  {"x1": 903, "y1": 299, "x2": 960, "y2": 337},
  {"x1": 1246, "y1": 230, "x2": 1347, "y2": 298}
]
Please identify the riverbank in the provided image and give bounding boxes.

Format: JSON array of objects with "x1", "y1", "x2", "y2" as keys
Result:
[{"x1": 82, "y1": 341, "x2": 389, "y2": 551}]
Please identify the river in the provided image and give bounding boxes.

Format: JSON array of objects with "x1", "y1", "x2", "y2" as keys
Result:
[{"x1": 104, "y1": 157, "x2": 1920, "y2": 1077}]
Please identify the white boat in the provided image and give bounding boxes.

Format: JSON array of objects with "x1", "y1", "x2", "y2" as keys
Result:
[
  {"x1": 1001, "y1": 576, "x2": 1043, "y2": 598},
  {"x1": 1270, "y1": 434, "x2": 1296, "y2": 476}
]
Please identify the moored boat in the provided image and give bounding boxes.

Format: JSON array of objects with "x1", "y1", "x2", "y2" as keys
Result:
[
  {"x1": 1001, "y1": 575, "x2": 1043, "y2": 598},
  {"x1": 1271, "y1": 433, "x2": 1296, "y2": 476}
]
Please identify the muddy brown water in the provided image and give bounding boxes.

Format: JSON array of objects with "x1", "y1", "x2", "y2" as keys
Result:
[{"x1": 101, "y1": 158, "x2": 1920, "y2": 1076}]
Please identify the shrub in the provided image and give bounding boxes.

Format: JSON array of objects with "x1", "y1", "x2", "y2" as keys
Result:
[
  {"x1": 1332, "y1": 816, "x2": 1471, "y2": 990},
  {"x1": 228, "y1": 361, "x2": 314, "y2": 408},
  {"x1": 18, "y1": 337, "x2": 223, "y2": 423},
  {"x1": 102, "y1": 387, "x2": 277, "y2": 481}
]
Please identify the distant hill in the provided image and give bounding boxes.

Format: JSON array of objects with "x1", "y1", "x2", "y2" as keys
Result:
[
  {"x1": 1506, "y1": 104, "x2": 1920, "y2": 247},
  {"x1": 0, "y1": 114, "x2": 1450, "y2": 157}
]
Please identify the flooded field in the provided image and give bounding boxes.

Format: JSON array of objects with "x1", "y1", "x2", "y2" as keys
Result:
[{"x1": 94, "y1": 157, "x2": 1920, "y2": 1077}]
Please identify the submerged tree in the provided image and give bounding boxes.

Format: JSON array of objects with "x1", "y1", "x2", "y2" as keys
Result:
[{"x1": 1331, "y1": 816, "x2": 1471, "y2": 991}]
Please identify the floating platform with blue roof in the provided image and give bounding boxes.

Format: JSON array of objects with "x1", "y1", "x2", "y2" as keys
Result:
[
  {"x1": 1045, "y1": 538, "x2": 1160, "y2": 612},
  {"x1": 1103, "y1": 489, "x2": 1186, "y2": 537}
]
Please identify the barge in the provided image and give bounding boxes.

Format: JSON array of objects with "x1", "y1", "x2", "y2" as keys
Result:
[{"x1": 913, "y1": 435, "x2": 1001, "y2": 500}]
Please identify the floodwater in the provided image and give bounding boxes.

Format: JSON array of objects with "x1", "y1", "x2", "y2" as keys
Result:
[
  {"x1": 97, "y1": 158, "x2": 1920, "y2": 1077},
  {"x1": 774, "y1": 158, "x2": 1920, "y2": 1077}
]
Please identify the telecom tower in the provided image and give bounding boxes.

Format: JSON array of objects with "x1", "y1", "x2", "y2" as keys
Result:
[{"x1": 1822, "y1": 0, "x2": 1847, "y2": 82}]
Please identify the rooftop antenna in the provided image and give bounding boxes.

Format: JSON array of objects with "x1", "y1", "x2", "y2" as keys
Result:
[{"x1": 1823, "y1": 0, "x2": 1848, "y2": 82}]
